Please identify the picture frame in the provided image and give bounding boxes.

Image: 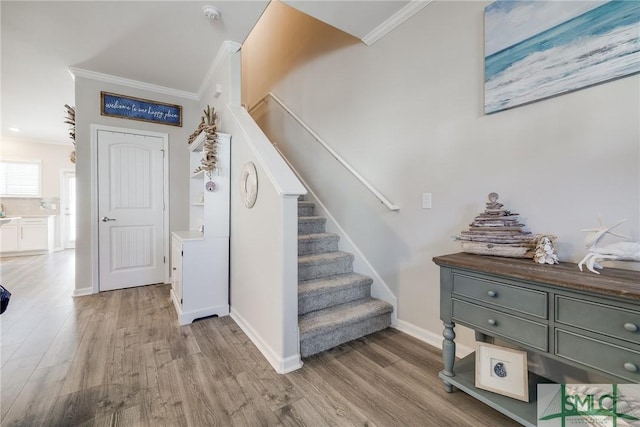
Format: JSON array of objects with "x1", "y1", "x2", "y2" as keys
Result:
[
  {"x1": 100, "y1": 91, "x2": 182, "y2": 127},
  {"x1": 484, "y1": 1, "x2": 640, "y2": 114},
  {"x1": 475, "y1": 342, "x2": 529, "y2": 402}
]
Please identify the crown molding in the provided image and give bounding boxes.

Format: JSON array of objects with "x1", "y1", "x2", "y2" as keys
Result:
[
  {"x1": 197, "y1": 40, "x2": 242, "y2": 99},
  {"x1": 68, "y1": 67, "x2": 200, "y2": 101},
  {"x1": 362, "y1": 0, "x2": 433, "y2": 46},
  {"x1": 68, "y1": 40, "x2": 241, "y2": 102}
]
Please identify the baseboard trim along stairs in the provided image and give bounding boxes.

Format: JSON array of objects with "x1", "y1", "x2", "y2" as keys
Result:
[{"x1": 297, "y1": 199, "x2": 393, "y2": 357}]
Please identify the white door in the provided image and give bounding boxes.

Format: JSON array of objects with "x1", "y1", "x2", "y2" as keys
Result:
[
  {"x1": 61, "y1": 170, "x2": 76, "y2": 249},
  {"x1": 98, "y1": 130, "x2": 165, "y2": 291}
]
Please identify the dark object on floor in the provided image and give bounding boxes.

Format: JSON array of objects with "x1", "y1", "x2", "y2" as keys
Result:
[{"x1": 0, "y1": 285, "x2": 11, "y2": 314}]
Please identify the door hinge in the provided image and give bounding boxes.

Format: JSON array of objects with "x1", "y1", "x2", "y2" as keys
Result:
[
  {"x1": 164, "y1": 256, "x2": 166, "y2": 263},
  {"x1": 181, "y1": 250, "x2": 183, "y2": 256},
  {"x1": 180, "y1": 298, "x2": 183, "y2": 304}
]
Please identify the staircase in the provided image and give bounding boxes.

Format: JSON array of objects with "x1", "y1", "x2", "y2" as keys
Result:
[{"x1": 297, "y1": 199, "x2": 393, "y2": 357}]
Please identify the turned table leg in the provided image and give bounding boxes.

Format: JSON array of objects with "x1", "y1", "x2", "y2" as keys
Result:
[{"x1": 441, "y1": 321, "x2": 456, "y2": 392}]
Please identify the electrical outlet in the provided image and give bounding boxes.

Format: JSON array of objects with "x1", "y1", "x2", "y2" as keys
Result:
[{"x1": 422, "y1": 193, "x2": 432, "y2": 209}]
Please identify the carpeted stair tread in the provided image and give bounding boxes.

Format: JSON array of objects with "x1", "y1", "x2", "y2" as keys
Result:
[
  {"x1": 298, "y1": 216, "x2": 326, "y2": 234},
  {"x1": 298, "y1": 251, "x2": 353, "y2": 266},
  {"x1": 298, "y1": 251, "x2": 354, "y2": 281},
  {"x1": 298, "y1": 215, "x2": 325, "y2": 222},
  {"x1": 299, "y1": 272, "x2": 372, "y2": 297},
  {"x1": 299, "y1": 297, "x2": 393, "y2": 340},
  {"x1": 298, "y1": 273, "x2": 372, "y2": 314},
  {"x1": 298, "y1": 232, "x2": 339, "y2": 242},
  {"x1": 298, "y1": 232, "x2": 340, "y2": 255},
  {"x1": 298, "y1": 201, "x2": 316, "y2": 217}
]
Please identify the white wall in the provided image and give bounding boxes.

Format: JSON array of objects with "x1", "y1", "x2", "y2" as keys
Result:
[
  {"x1": 242, "y1": 1, "x2": 640, "y2": 351},
  {"x1": 0, "y1": 139, "x2": 74, "y2": 201},
  {"x1": 202, "y1": 46, "x2": 305, "y2": 372},
  {"x1": 0, "y1": 139, "x2": 74, "y2": 249},
  {"x1": 74, "y1": 77, "x2": 200, "y2": 293}
]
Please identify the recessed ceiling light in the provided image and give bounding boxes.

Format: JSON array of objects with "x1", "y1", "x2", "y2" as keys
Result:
[{"x1": 9, "y1": 127, "x2": 20, "y2": 132}]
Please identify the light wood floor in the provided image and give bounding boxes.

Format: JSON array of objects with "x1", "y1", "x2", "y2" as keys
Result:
[{"x1": 0, "y1": 250, "x2": 518, "y2": 426}]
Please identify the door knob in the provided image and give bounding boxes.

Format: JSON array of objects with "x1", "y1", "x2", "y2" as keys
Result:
[{"x1": 101, "y1": 216, "x2": 116, "y2": 222}]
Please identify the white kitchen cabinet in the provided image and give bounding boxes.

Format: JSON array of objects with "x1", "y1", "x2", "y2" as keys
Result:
[
  {"x1": 0, "y1": 219, "x2": 19, "y2": 252},
  {"x1": 0, "y1": 216, "x2": 54, "y2": 256},
  {"x1": 20, "y1": 217, "x2": 49, "y2": 251}
]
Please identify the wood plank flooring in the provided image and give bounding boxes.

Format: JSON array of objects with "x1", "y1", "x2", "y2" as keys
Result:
[{"x1": 0, "y1": 250, "x2": 519, "y2": 426}]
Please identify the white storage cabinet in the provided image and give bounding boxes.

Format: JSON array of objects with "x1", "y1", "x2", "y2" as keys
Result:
[{"x1": 170, "y1": 132, "x2": 230, "y2": 325}]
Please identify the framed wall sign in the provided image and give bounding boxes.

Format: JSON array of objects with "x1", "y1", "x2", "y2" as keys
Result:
[
  {"x1": 100, "y1": 92, "x2": 182, "y2": 127},
  {"x1": 475, "y1": 343, "x2": 529, "y2": 402}
]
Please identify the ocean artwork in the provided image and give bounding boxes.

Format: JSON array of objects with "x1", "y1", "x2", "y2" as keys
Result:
[{"x1": 484, "y1": 1, "x2": 640, "y2": 114}]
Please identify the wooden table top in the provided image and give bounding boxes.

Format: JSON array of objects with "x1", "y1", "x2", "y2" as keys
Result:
[{"x1": 433, "y1": 252, "x2": 640, "y2": 301}]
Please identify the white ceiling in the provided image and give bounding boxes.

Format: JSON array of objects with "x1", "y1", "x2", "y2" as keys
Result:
[
  {"x1": 283, "y1": 0, "x2": 411, "y2": 42},
  {"x1": 1, "y1": 0, "x2": 422, "y2": 146}
]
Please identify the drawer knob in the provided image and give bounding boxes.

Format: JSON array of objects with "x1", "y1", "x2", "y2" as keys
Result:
[
  {"x1": 487, "y1": 290, "x2": 497, "y2": 298},
  {"x1": 487, "y1": 319, "x2": 497, "y2": 326},
  {"x1": 624, "y1": 323, "x2": 638, "y2": 333},
  {"x1": 623, "y1": 362, "x2": 638, "y2": 373}
]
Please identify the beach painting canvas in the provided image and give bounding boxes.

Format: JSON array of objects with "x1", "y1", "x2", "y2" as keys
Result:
[{"x1": 484, "y1": 1, "x2": 640, "y2": 114}]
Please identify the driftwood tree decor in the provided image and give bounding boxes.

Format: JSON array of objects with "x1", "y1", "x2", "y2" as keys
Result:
[
  {"x1": 64, "y1": 104, "x2": 76, "y2": 164},
  {"x1": 189, "y1": 105, "x2": 218, "y2": 175},
  {"x1": 454, "y1": 192, "x2": 558, "y2": 262}
]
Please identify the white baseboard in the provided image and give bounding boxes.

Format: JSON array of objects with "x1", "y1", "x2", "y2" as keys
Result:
[
  {"x1": 230, "y1": 307, "x2": 303, "y2": 374},
  {"x1": 72, "y1": 287, "x2": 93, "y2": 297},
  {"x1": 394, "y1": 320, "x2": 473, "y2": 359}
]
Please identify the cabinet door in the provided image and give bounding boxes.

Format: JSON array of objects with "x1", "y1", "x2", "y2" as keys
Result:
[
  {"x1": 171, "y1": 238, "x2": 183, "y2": 303},
  {"x1": 0, "y1": 224, "x2": 19, "y2": 252},
  {"x1": 20, "y1": 222, "x2": 48, "y2": 251}
]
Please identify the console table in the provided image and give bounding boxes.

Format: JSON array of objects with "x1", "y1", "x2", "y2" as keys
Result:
[{"x1": 434, "y1": 253, "x2": 640, "y2": 426}]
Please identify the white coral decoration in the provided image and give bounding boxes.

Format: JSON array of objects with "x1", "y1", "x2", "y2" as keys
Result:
[
  {"x1": 534, "y1": 235, "x2": 559, "y2": 264},
  {"x1": 578, "y1": 217, "x2": 640, "y2": 274}
]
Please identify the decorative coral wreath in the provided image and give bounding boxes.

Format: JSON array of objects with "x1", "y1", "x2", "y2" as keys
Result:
[{"x1": 240, "y1": 162, "x2": 258, "y2": 208}]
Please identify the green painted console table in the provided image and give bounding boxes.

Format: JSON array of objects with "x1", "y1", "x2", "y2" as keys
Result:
[{"x1": 434, "y1": 253, "x2": 640, "y2": 426}]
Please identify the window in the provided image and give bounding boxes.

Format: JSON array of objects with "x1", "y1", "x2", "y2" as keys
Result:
[{"x1": 0, "y1": 160, "x2": 41, "y2": 197}]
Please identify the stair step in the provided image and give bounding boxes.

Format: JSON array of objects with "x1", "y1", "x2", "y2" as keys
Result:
[
  {"x1": 299, "y1": 273, "x2": 372, "y2": 315},
  {"x1": 298, "y1": 251, "x2": 353, "y2": 281},
  {"x1": 299, "y1": 298, "x2": 393, "y2": 357},
  {"x1": 298, "y1": 216, "x2": 326, "y2": 235},
  {"x1": 298, "y1": 232, "x2": 340, "y2": 255},
  {"x1": 298, "y1": 201, "x2": 315, "y2": 217}
]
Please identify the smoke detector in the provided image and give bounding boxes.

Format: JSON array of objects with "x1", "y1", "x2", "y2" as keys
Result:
[{"x1": 203, "y1": 6, "x2": 221, "y2": 20}]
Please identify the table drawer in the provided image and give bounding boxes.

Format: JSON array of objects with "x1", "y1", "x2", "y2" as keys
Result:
[
  {"x1": 452, "y1": 272, "x2": 547, "y2": 319},
  {"x1": 452, "y1": 299, "x2": 548, "y2": 351},
  {"x1": 556, "y1": 329, "x2": 640, "y2": 383},
  {"x1": 556, "y1": 296, "x2": 640, "y2": 345}
]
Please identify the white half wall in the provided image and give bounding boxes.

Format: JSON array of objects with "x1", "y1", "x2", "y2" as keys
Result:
[{"x1": 226, "y1": 105, "x2": 306, "y2": 373}]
